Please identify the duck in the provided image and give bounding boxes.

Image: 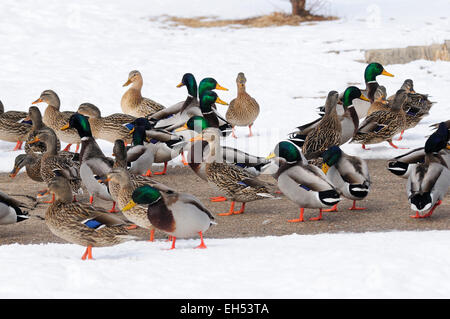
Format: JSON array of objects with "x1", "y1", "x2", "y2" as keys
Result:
[
  {"x1": 407, "y1": 126, "x2": 449, "y2": 219},
  {"x1": 391, "y1": 79, "x2": 434, "y2": 141},
  {"x1": 351, "y1": 62, "x2": 394, "y2": 119},
  {"x1": 225, "y1": 72, "x2": 260, "y2": 138},
  {"x1": 153, "y1": 76, "x2": 231, "y2": 135},
  {"x1": 24, "y1": 106, "x2": 61, "y2": 154},
  {"x1": 27, "y1": 130, "x2": 82, "y2": 202},
  {"x1": 351, "y1": 89, "x2": 408, "y2": 150},
  {"x1": 177, "y1": 116, "x2": 270, "y2": 186},
  {"x1": 121, "y1": 70, "x2": 165, "y2": 117},
  {"x1": 289, "y1": 87, "x2": 369, "y2": 147},
  {"x1": 0, "y1": 99, "x2": 28, "y2": 122},
  {"x1": 9, "y1": 153, "x2": 44, "y2": 182},
  {"x1": 194, "y1": 128, "x2": 278, "y2": 216},
  {"x1": 127, "y1": 123, "x2": 187, "y2": 176},
  {"x1": 32, "y1": 90, "x2": 80, "y2": 152},
  {"x1": 321, "y1": 145, "x2": 371, "y2": 211},
  {"x1": 77, "y1": 103, "x2": 135, "y2": 145},
  {"x1": 0, "y1": 190, "x2": 30, "y2": 225},
  {"x1": 268, "y1": 141, "x2": 341, "y2": 222},
  {"x1": 302, "y1": 91, "x2": 341, "y2": 159},
  {"x1": 388, "y1": 121, "x2": 450, "y2": 179},
  {"x1": 0, "y1": 100, "x2": 31, "y2": 150},
  {"x1": 61, "y1": 113, "x2": 118, "y2": 212},
  {"x1": 104, "y1": 168, "x2": 175, "y2": 241},
  {"x1": 45, "y1": 171, "x2": 137, "y2": 260},
  {"x1": 122, "y1": 184, "x2": 216, "y2": 249}
]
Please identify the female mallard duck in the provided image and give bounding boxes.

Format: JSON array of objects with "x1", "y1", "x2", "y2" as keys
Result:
[
  {"x1": 388, "y1": 121, "x2": 450, "y2": 179},
  {"x1": 407, "y1": 126, "x2": 449, "y2": 218},
  {"x1": 321, "y1": 145, "x2": 371, "y2": 211},
  {"x1": 61, "y1": 113, "x2": 118, "y2": 212},
  {"x1": 77, "y1": 103, "x2": 135, "y2": 145},
  {"x1": 32, "y1": 90, "x2": 80, "y2": 152},
  {"x1": 269, "y1": 141, "x2": 340, "y2": 222},
  {"x1": 24, "y1": 106, "x2": 61, "y2": 154},
  {"x1": 195, "y1": 128, "x2": 278, "y2": 216},
  {"x1": 122, "y1": 184, "x2": 216, "y2": 249},
  {"x1": 302, "y1": 91, "x2": 341, "y2": 159},
  {"x1": 9, "y1": 153, "x2": 43, "y2": 182},
  {"x1": 290, "y1": 87, "x2": 368, "y2": 147},
  {"x1": 178, "y1": 116, "x2": 270, "y2": 185},
  {"x1": 352, "y1": 62, "x2": 394, "y2": 119},
  {"x1": 0, "y1": 190, "x2": 30, "y2": 225},
  {"x1": 153, "y1": 76, "x2": 231, "y2": 134},
  {"x1": 105, "y1": 168, "x2": 174, "y2": 241},
  {"x1": 45, "y1": 172, "x2": 137, "y2": 260},
  {"x1": 27, "y1": 129, "x2": 82, "y2": 202},
  {"x1": 0, "y1": 99, "x2": 28, "y2": 122},
  {"x1": 351, "y1": 89, "x2": 408, "y2": 150},
  {"x1": 127, "y1": 123, "x2": 187, "y2": 176},
  {"x1": 121, "y1": 70, "x2": 165, "y2": 117},
  {"x1": 225, "y1": 72, "x2": 260, "y2": 138}
]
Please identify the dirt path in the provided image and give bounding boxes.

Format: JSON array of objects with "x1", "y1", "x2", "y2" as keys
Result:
[{"x1": 1, "y1": 159, "x2": 449, "y2": 245}]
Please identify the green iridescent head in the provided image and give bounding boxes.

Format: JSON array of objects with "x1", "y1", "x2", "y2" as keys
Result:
[
  {"x1": 65, "y1": 113, "x2": 92, "y2": 138},
  {"x1": 177, "y1": 73, "x2": 197, "y2": 98},
  {"x1": 199, "y1": 90, "x2": 228, "y2": 112},
  {"x1": 274, "y1": 141, "x2": 302, "y2": 163},
  {"x1": 198, "y1": 78, "x2": 228, "y2": 99},
  {"x1": 364, "y1": 62, "x2": 394, "y2": 83},
  {"x1": 322, "y1": 145, "x2": 342, "y2": 167},
  {"x1": 131, "y1": 125, "x2": 147, "y2": 146},
  {"x1": 342, "y1": 86, "x2": 369, "y2": 107},
  {"x1": 187, "y1": 116, "x2": 209, "y2": 133},
  {"x1": 131, "y1": 185, "x2": 162, "y2": 206}
]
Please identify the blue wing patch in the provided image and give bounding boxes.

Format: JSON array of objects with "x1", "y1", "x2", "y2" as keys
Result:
[
  {"x1": 374, "y1": 124, "x2": 385, "y2": 132},
  {"x1": 83, "y1": 218, "x2": 104, "y2": 230},
  {"x1": 237, "y1": 181, "x2": 248, "y2": 187},
  {"x1": 21, "y1": 119, "x2": 33, "y2": 125},
  {"x1": 124, "y1": 123, "x2": 134, "y2": 130},
  {"x1": 299, "y1": 184, "x2": 311, "y2": 191},
  {"x1": 150, "y1": 138, "x2": 159, "y2": 144},
  {"x1": 235, "y1": 163, "x2": 246, "y2": 168}
]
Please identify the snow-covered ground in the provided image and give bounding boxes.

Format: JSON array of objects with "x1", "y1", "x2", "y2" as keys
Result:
[
  {"x1": 2, "y1": 230, "x2": 450, "y2": 299},
  {"x1": 0, "y1": 0, "x2": 450, "y2": 298}
]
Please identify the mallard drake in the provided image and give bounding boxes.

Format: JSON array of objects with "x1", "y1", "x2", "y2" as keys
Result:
[
  {"x1": 32, "y1": 90, "x2": 80, "y2": 152},
  {"x1": 195, "y1": 128, "x2": 278, "y2": 216},
  {"x1": 153, "y1": 76, "x2": 231, "y2": 135},
  {"x1": 24, "y1": 106, "x2": 61, "y2": 154},
  {"x1": 61, "y1": 113, "x2": 117, "y2": 212},
  {"x1": 77, "y1": 103, "x2": 135, "y2": 145},
  {"x1": 27, "y1": 130, "x2": 82, "y2": 202},
  {"x1": 121, "y1": 70, "x2": 165, "y2": 117},
  {"x1": 351, "y1": 89, "x2": 408, "y2": 149},
  {"x1": 352, "y1": 62, "x2": 394, "y2": 119},
  {"x1": 225, "y1": 72, "x2": 260, "y2": 138},
  {"x1": 290, "y1": 87, "x2": 368, "y2": 147},
  {"x1": 269, "y1": 141, "x2": 340, "y2": 222},
  {"x1": 302, "y1": 91, "x2": 341, "y2": 159},
  {"x1": 122, "y1": 184, "x2": 216, "y2": 249},
  {"x1": 127, "y1": 123, "x2": 187, "y2": 176},
  {"x1": 45, "y1": 171, "x2": 137, "y2": 260},
  {"x1": 0, "y1": 190, "x2": 30, "y2": 225},
  {"x1": 9, "y1": 153, "x2": 43, "y2": 182},
  {"x1": 321, "y1": 145, "x2": 371, "y2": 211},
  {"x1": 388, "y1": 121, "x2": 450, "y2": 179},
  {"x1": 407, "y1": 126, "x2": 449, "y2": 218}
]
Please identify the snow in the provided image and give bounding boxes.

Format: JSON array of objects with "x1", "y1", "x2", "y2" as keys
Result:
[
  {"x1": 0, "y1": 0, "x2": 450, "y2": 298},
  {"x1": 1, "y1": 230, "x2": 450, "y2": 299}
]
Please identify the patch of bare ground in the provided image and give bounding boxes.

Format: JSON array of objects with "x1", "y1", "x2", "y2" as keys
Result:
[{"x1": 152, "y1": 12, "x2": 337, "y2": 29}]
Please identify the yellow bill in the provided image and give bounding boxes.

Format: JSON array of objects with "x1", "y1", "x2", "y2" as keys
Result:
[
  {"x1": 60, "y1": 123, "x2": 70, "y2": 131},
  {"x1": 321, "y1": 163, "x2": 330, "y2": 174},
  {"x1": 215, "y1": 83, "x2": 228, "y2": 91},
  {"x1": 215, "y1": 97, "x2": 228, "y2": 105},
  {"x1": 122, "y1": 200, "x2": 137, "y2": 211},
  {"x1": 190, "y1": 135, "x2": 203, "y2": 142},
  {"x1": 359, "y1": 94, "x2": 370, "y2": 102},
  {"x1": 381, "y1": 69, "x2": 394, "y2": 77},
  {"x1": 128, "y1": 127, "x2": 135, "y2": 135},
  {"x1": 266, "y1": 152, "x2": 276, "y2": 160},
  {"x1": 175, "y1": 123, "x2": 188, "y2": 132},
  {"x1": 176, "y1": 82, "x2": 184, "y2": 88}
]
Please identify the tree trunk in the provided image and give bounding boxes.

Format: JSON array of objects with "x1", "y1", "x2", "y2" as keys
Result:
[{"x1": 290, "y1": 0, "x2": 307, "y2": 16}]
